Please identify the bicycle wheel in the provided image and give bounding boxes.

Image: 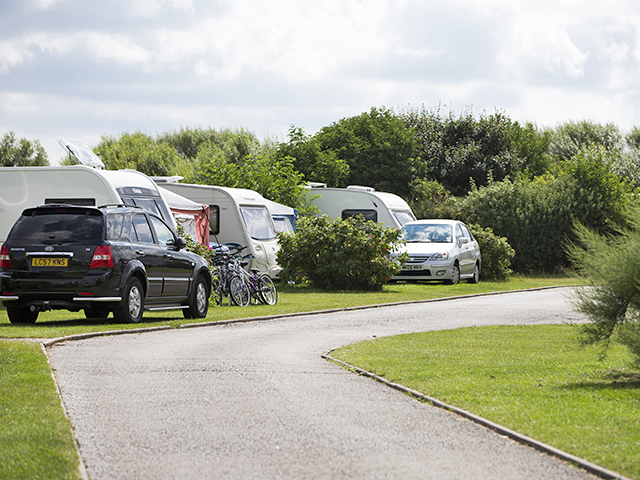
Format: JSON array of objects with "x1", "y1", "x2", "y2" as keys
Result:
[
  {"x1": 230, "y1": 275, "x2": 250, "y2": 307},
  {"x1": 257, "y1": 274, "x2": 278, "y2": 305},
  {"x1": 211, "y1": 266, "x2": 224, "y2": 306}
]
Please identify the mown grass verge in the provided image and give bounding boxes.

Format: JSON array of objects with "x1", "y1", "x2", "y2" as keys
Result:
[
  {"x1": 0, "y1": 341, "x2": 82, "y2": 480},
  {"x1": 331, "y1": 324, "x2": 640, "y2": 480}
]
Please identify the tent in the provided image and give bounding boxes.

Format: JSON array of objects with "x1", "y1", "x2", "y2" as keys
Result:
[{"x1": 159, "y1": 187, "x2": 210, "y2": 246}]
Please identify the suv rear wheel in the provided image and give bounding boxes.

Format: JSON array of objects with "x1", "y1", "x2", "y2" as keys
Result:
[
  {"x1": 7, "y1": 306, "x2": 39, "y2": 324},
  {"x1": 183, "y1": 274, "x2": 210, "y2": 319},
  {"x1": 114, "y1": 277, "x2": 144, "y2": 323}
]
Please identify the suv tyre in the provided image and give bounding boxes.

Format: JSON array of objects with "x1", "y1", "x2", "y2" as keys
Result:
[
  {"x1": 7, "y1": 306, "x2": 39, "y2": 324},
  {"x1": 114, "y1": 277, "x2": 144, "y2": 323},
  {"x1": 183, "y1": 273, "x2": 210, "y2": 319}
]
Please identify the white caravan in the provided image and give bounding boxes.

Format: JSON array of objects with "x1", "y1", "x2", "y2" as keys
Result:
[
  {"x1": 158, "y1": 183, "x2": 281, "y2": 279},
  {"x1": 0, "y1": 138, "x2": 178, "y2": 248},
  {"x1": 306, "y1": 184, "x2": 416, "y2": 228},
  {"x1": 264, "y1": 198, "x2": 297, "y2": 234}
]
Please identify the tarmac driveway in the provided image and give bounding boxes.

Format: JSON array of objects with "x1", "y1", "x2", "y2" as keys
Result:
[{"x1": 47, "y1": 288, "x2": 602, "y2": 480}]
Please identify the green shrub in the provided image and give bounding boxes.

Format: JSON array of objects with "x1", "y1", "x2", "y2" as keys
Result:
[
  {"x1": 467, "y1": 224, "x2": 515, "y2": 280},
  {"x1": 457, "y1": 146, "x2": 632, "y2": 273},
  {"x1": 276, "y1": 215, "x2": 408, "y2": 291}
]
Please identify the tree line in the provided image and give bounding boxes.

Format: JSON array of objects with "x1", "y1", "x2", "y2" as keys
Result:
[{"x1": 3, "y1": 105, "x2": 639, "y2": 273}]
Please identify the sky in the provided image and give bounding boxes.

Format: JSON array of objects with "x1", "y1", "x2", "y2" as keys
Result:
[{"x1": 2, "y1": 0, "x2": 640, "y2": 164}]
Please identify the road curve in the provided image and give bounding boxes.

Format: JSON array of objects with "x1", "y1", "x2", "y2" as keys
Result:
[{"x1": 48, "y1": 288, "x2": 601, "y2": 480}]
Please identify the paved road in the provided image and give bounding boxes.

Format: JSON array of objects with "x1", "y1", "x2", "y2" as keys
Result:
[{"x1": 48, "y1": 288, "x2": 601, "y2": 480}]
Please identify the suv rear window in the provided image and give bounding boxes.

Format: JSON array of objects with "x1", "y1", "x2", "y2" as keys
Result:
[{"x1": 9, "y1": 212, "x2": 104, "y2": 242}]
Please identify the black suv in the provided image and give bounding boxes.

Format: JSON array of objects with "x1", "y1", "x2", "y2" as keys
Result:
[{"x1": 0, "y1": 204, "x2": 211, "y2": 323}]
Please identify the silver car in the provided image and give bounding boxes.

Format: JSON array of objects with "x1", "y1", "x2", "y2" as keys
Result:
[{"x1": 393, "y1": 219, "x2": 481, "y2": 284}]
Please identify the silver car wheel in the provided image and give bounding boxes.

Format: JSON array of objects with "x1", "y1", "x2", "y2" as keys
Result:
[
  {"x1": 196, "y1": 282, "x2": 207, "y2": 313},
  {"x1": 129, "y1": 284, "x2": 142, "y2": 318}
]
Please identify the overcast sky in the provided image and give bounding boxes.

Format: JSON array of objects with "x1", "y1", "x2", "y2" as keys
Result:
[{"x1": 2, "y1": 0, "x2": 640, "y2": 164}]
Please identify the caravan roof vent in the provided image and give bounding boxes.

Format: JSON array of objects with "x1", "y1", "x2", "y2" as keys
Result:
[
  {"x1": 305, "y1": 182, "x2": 328, "y2": 189},
  {"x1": 57, "y1": 139, "x2": 105, "y2": 170},
  {"x1": 346, "y1": 185, "x2": 376, "y2": 192}
]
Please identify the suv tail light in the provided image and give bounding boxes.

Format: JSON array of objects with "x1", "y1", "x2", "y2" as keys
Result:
[
  {"x1": 0, "y1": 245, "x2": 11, "y2": 269},
  {"x1": 90, "y1": 245, "x2": 114, "y2": 268}
]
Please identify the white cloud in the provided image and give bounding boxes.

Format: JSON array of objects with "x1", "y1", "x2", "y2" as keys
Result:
[{"x1": 126, "y1": 0, "x2": 195, "y2": 18}]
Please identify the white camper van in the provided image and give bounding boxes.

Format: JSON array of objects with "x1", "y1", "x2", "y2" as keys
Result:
[
  {"x1": 306, "y1": 184, "x2": 416, "y2": 229},
  {"x1": 158, "y1": 183, "x2": 281, "y2": 279}
]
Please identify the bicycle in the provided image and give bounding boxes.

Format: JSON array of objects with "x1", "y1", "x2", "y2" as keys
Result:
[
  {"x1": 211, "y1": 245, "x2": 249, "y2": 307},
  {"x1": 235, "y1": 256, "x2": 278, "y2": 306},
  {"x1": 211, "y1": 245, "x2": 277, "y2": 307}
]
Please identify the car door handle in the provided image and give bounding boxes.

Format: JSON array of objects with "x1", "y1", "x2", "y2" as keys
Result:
[
  {"x1": 135, "y1": 250, "x2": 145, "y2": 256},
  {"x1": 164, "y1": 253, "x2": 172, "y2": 259}
]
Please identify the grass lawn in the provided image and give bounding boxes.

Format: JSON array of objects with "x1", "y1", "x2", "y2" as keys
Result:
[
  {"x1": 331, "y1": 324, "x2": 640, "y2": 480},
  {"x1": 0, "y1": 341, "x2": 82, "y2": 480}
]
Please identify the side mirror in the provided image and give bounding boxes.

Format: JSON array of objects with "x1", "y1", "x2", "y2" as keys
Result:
[
  {"x1": 458, "y1": 237, "x2": 469, "y2": 246},
  {"x1": 174, "y1": 237, "x2": 187, "y2": 250}
]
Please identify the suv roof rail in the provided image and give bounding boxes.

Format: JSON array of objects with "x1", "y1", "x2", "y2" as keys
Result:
[{"x1": 97, "y1": 203, "x2": 144, "y2": 210}]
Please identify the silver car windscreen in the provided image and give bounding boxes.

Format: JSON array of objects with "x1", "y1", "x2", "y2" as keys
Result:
[{"x1": 402, "y1": 224, "x2": 453, "y2": 243}]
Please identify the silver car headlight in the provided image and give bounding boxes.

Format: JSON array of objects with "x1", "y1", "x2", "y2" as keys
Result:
[{"x1": 431, "y1": 252, "x2": 448, "y2": 261}]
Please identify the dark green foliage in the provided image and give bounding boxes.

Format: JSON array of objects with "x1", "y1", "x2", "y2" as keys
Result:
[
  {"x1": 315, "y1": 107, "x2": 422, "y2": 197},
  {"x1": 467, "y1": 224, "x2": 515, "y2": 280},
  {"x1": 458, "y1": 145, "x2": 632, "y2": 273},
  {"x1": 408, "y1": 179, "x2": 457, "y2": 219},
  {"x1": 0, "y1": 131, "x2": 48, "y2": 167},
  {"x1": 277, "y1": 126, "x2": 349, "y2": 187},
  {"x1": 399, "y1": 106, "x2": 549, "y2": 196},
  {"x1": 276, "y1": 215, "x2": 408, "y2": 291},
  {"x1": 568, "y1": 207, "x2": 640, "y2": 367}
]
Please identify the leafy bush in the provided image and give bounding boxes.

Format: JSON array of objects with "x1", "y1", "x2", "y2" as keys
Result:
[
  {"x1": 409, "y1": 179, "x2": 457, "y2": 219},
  {"x1": 457, "y1": 146, "x2": 632, "y2": 273},
  {"x1": 467, "y1": 224, "x2": 515, "y2": 280},
  {"x1": 276, "y1": 215, "x2": 408, "y2": 291}
]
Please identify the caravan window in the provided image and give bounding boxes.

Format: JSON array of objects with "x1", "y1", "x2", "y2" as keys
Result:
[
  {"x1": 240, "y1": 206, "x2": 276, "y2": 241},
  {"x1": 273, "y1": 216, "x2": 295, "y2": 234},
  {"x1": 342, "y1": 209, "x2": 377, "y2": 222},
  {"x1": 393, "y1": 210, "x2": 416, "y2": 226},
  {"x1": 209, "y1": 205, "x2": 220, "y2": 236}
]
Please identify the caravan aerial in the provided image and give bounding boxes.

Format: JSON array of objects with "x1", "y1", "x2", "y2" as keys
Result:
[
  {"x1": 0, "y1": 139, "x2": 175, "y2": 246},
  {"x1": 306, "y1": 184, "x2": 416, "y2": 229}
]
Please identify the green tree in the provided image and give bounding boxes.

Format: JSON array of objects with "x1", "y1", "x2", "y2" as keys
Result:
[
  {"x1": 198, "y1": 143, "x2": 311, "y2": 214},
  {"x1": 568, "y1": 207, "x2": 640, "y2": 367},
  {"x1": 0, "y1": 131, "x2": 48, "y2": 166},
  {"x1": 399, "y1": 105, "x2": 549, "y2": 196},
  {"x1": 457, "y1": 145, "x2": 632, "y2": 273},
  {"x1": 316, "y1": 107, "x2": 421, "y2": 198},
  {"x1": 276, "y1": 126, "x2": 349, "y2": 187},
  {"x1": 96, "y1": 132, "x2": 181, "y2": 176},
  {"x1": 550, "y1": 120, "x2": 623, "y2": 162}
]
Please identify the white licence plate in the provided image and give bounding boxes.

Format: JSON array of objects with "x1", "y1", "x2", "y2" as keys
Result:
[{"x1": 402, "y1": 264, "x2": 424, "y2": 271}]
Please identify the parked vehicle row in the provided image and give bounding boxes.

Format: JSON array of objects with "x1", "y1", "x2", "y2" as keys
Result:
[{"x1": 0, "y1": 141, "x2": 480, "y2": 324}]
